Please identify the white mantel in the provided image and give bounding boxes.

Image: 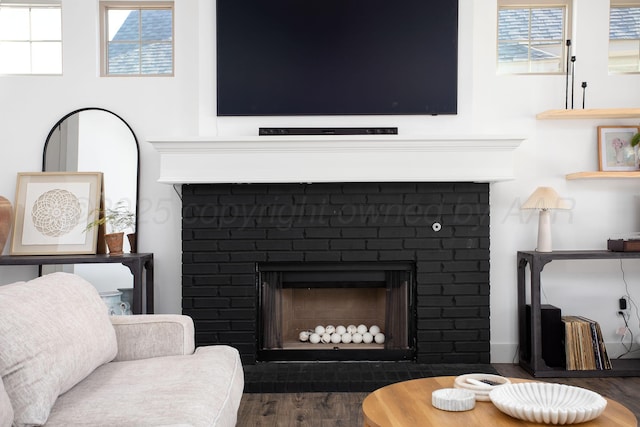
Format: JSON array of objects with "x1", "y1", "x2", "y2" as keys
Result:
[{"x1": 148, "y1": 135, "x2": 525, "y2": 184}]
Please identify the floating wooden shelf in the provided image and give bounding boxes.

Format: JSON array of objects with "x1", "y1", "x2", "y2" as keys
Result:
[
  {"x1": 537, "y1": 108, "x2": 640, "y2": 120},
  {"x1": 566, "y1": 171, "x2": 640, "y2": 180}
]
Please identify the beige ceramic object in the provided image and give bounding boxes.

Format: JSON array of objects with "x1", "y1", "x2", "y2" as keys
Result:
[{"x1": 0, "y1": 196, "x2": 13, "y2": 253}]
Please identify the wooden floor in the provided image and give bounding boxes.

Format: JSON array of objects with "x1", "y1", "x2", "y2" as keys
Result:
[{"x1": 237, "y1": 363, "x2": 640, "y2": 426}]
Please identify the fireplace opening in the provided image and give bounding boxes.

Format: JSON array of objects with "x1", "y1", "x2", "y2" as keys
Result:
[{"x1": 258, "y1": 262, "x2": 416, "y2": 361}]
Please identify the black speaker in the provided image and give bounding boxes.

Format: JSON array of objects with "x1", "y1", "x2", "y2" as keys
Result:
[
  {"x1": 258, "y1": 127, "x2": 398, "y2": 136},
  {"x1": 525, "y1": 304, "x2": 565, "y2": 368}
]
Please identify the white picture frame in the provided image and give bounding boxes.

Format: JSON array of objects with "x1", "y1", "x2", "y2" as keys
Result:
[
  {"x1": 10, "y1": 172, "x2": 103, "y2": 255},
  {"x1": 597, "y1": 126, "x2": 640, "y2": 172}
]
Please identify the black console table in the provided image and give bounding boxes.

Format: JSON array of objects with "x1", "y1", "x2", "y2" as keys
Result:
[
  {"x1": 518, "y1": 250, "x2": 640, "y2": 377},
  {"x1": 0, "y1": 253, "x2": 154, "y2": 314}
]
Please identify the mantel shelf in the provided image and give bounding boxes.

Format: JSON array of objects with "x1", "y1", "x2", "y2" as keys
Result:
[
  {"x1": 149, "y1": 135, "x2": 525, "y2": 184},
  {"x1": 566, "y1": 171, "x2": 640, "y2": 180},
  {"x1": 537, "y1": 108, "x2": 640, "y2": 120}
]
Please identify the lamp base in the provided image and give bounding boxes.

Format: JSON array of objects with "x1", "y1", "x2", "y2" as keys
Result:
[{"x1": 536, "y1": 209, "x2": 552, "y2": 252}]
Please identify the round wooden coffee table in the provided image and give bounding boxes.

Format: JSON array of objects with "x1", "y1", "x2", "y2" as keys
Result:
[{"x1": 362, "y1": 376, "x2": 637, "y2": 427}]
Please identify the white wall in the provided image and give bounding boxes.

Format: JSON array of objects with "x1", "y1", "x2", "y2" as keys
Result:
[{"x1": 1, "y1": 0, "x2": 639, "y2": 362}]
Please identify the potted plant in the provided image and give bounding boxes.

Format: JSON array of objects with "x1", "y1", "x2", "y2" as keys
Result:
[
  {"x1": 86, "y1": 201, "x2": 135, "y2": 255},
  {"x1": 631, "y1": 131, "x2": 640, "y2": 169}
]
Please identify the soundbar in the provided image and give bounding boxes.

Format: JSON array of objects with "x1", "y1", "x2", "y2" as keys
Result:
[{"x1": 259, "y1": 127, "x2": 398, "y2": 136}]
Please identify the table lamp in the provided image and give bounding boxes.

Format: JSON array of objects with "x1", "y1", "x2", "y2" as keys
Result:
[{"x1": 521, "y1": 187, "x2": 570, "y2": 252}]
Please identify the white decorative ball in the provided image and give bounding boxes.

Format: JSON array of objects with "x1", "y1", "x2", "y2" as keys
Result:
[
  {"x1": 325, "y1": 325, "x2": 336, "y2": 334},
  {"x1": 374, "y1": 333, "x2": 385, "y2": 344},
  {"x1": 315, "y1": 325, "x2": 326, "y2": 335},
  {"x1": 299, "y1": 331, "x2": 310, "y2": 342},
  {"x1": 321, "y1": 333, "x2": 332, "y2": 344},
  {"x1": 341, "y1": 333, "x2": 352, "y2": 343},
  {"x1": 362, "y1": 332, "x2": 374, "y2": 344},
  {"x1": 309, "y1": 333, "x2": 321, "y2": 344},
  {"x1": 352, "y1": 333, "x2": 363, "y2": 343},
  {"x1": 330, "y1": 333, "x2": 342, "y2": 344},
  {"x1": 357, "y1": 324, "x2": 368, "y2": 334},
  {"x1": 336, "y1": 325, "x2": 346, "y2": 335},
  {"x1": 347, "y1": 324, "x2": 357, "y2": 334},
  {"x1": 369, "y1": 325, "x2": 381, "y2": 336}
]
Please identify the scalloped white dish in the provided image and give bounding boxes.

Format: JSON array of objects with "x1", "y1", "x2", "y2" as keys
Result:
[{"x1": 489, "y1": 382, "x2": 607, "y2": 425}]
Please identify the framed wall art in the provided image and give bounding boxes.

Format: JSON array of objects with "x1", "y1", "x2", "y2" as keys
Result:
[
  {"x1": 10, "y1": 172, "x2": 103, "y2": 255},
  {"x1": 597, "y1": 125, "x2": 640, "y2": 172}
]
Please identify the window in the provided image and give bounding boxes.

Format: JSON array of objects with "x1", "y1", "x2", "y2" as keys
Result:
[
  {"x1": 100, "y1": 1, "x2": 173, "y2": 76},
  {"x1": 609, "y1": 1, "x2": 640, "y2": 73},
  {"x1": 0, "y1": 1, "x2": 62, "y2": 75},
  {"x1": 497, "y1": 0, "x2": 571, "y2": 74}
]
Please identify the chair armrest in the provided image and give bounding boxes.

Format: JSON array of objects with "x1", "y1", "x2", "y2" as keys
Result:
[{"x1": 110, "y1": 315, "x2": 196, "y2": 361}]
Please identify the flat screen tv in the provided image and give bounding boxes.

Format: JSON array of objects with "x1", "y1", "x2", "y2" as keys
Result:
[{"x1": 217, "y1": 0, "x2": 458, "y2": 116}]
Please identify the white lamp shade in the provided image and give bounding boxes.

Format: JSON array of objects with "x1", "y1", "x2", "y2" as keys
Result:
[{"x1": 521, "y1": 187, "x2": 570, "y2": 211}]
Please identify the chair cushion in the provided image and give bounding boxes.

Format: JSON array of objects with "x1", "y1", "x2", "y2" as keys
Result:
[
  {"x1": 45, "y1": 345, "x2": 244, "y2": 427},
  {"x1": 0, "y1": 273, "x2": 117, "y2": 427}
]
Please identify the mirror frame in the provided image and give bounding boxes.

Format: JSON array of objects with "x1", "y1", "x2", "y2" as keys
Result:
[{"x1": 42, "y1": 107, "x2": 141, "y2": 247}]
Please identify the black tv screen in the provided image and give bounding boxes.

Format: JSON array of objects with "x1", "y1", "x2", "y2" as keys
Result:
[{"x1": 217, "y1": 0, "x2": 458, "y2": 116}]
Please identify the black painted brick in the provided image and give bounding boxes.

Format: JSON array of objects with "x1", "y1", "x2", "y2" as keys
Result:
[
  {"x1": 193, "y1": 253, "x2": 230, "y2": 263},
  {"x1": 330, "y1": 239, "x2": 366, "y2": 250},
  {"x1": 442, "y1": 307, "x2": 480, "y2": 318},
  {"x1": 267, "y1": 252, "x2": 305, "y2": 262},
  {"x1": 442, "y1": 261, "x2": 482, "y2": 273},
  {"x1": 378, "y1": 251, "x2": 416, "y2": 261},
  {"x1": 183, "y1": 264, "x2": 219, "y2": 275},
  {"x1": 182, "y1": 182, "x2": 490, "y2": 364},
  {"x1": 182, "y1": 286, "x2": 218, "y2": 298},
  {"x1": 190, "y1": 275, "x2": 231, "y2": 286},
  {"x1": 443, "y1": 330, "x2": 479, "y2": 341},
  {"x1": 340, "y1": 251, "x2": 379, "y2": 262},
  {"x1": 340, "y1": 228, "x2": 378, "y2": 238},
  {"x1": 197, "y1": 321, "x2": 232, "y2": 331},
  {"x1": 219, "y1": 286, "x2": 255, "y2": 297},
  {"x1": 367, "y1": 239, "x2": 403, "y2": 250},
  {"x1": 293, "y1": 240, "x2": 330, "y2": 251},
  {"x1": 231, "y1": 275, "x2": 256, "y2": 286},
  {"x1": 229, "y1": 252, "x2": 267, "y2": 263},
  {"x1": 305, "y1": 252, "x2": 342, "y2": 262},
  {"x1": 306, "y1": 228, "x2": 341, "y2": 238},
  {"x1": 417, "y1": 331, "x2": 442, "y2": 342}
]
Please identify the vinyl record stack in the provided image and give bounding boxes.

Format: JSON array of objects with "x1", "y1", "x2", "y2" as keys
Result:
[{"x1": 562, "y1": 316, "x2": 611, "y2": 370}]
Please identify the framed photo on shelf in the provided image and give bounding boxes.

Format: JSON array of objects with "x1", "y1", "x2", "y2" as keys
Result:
[
  {"x1": 597, "y1": 125, "x2": 640, "y2": 172},
  {"x1": 10, "y1": 172, "x2": 103, "y2": 255}
]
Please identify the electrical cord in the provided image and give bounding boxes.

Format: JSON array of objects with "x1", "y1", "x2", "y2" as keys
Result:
[
  {"x1": 616, "y1": 260, "x2": 640, "y2": 358},
  {"x1": 616, "y1": 311, "x2": 633, "y2": 358}
]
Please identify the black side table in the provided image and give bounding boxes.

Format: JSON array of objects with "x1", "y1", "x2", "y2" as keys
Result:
[
  {"x1": 0, "y1": 253, "x2": 154, "y2": 314},
  {"x1": 518, "y1": 250, "x2": 640, "y2": 377}
]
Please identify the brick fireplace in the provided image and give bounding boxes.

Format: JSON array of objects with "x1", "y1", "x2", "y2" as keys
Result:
[
  {"x1": 151, "y1": 134, "x2": 523, "y2": 377},
  {"x1": 181, "y1": 181, "x2": 490, "y2": 365}
]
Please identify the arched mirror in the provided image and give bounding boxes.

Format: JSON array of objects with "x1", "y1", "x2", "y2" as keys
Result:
[{"x1": 42, "y1": 108, "x2": 140, "y2": 292}]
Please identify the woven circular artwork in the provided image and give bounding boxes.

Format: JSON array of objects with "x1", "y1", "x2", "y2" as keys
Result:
[{"x1": 31, "y1": 189, "x2": 82, "y2": 237}]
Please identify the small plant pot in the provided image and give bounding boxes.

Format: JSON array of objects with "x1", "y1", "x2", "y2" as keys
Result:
[
  {"x1": 127, "y1": 232, "x2": 137, "y2": 253},
  {"x1": 104, "y1": 232, "x2": 124, "y2": 255}
]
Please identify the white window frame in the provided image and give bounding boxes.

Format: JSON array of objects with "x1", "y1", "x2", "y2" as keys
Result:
[
  {"x1": 0, "y1": 0, "x2": 62, "y2": 75},
  {"x1": 609, "y1": 0, "x2": 640, "y2": 74},
  {"x1": 99, "y1": 0, "x2": 174, "y2": 77},
  {"x1": 497, "y1": 0, "x2": 573, "y2": 75}
]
